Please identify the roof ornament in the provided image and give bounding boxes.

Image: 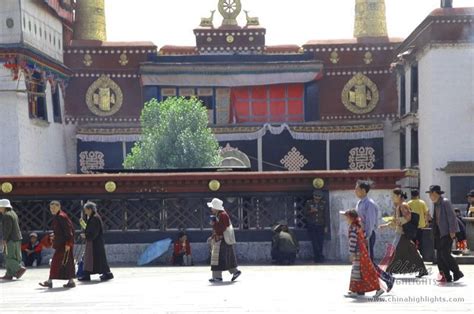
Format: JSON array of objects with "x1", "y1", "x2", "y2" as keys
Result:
[
  {"x1": 244, "y1": 10, "x2": 260, "y2": 27},
  {"x1": 218, "y1": 0, "x2": 242, "y2": 27},
  {"x1": 200, "y1": 10, "x2": 216, "y2": 28}
]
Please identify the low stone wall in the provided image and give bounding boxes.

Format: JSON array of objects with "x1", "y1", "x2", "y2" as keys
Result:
[{"x1": 38, "y1": 237, "x2": 396, "y2": 266}]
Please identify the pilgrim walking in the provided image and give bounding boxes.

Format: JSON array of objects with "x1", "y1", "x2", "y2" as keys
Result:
[
  {"x1": 380, "y1": 188, "x2": 428, "y2": 277},
  {"x1": 341, "y1": 209, "x2": 384, "y2": 298},
  {"x1": 78, "y1": 202, "x2": 114, "y2": 282},
  {"x1": 427, "y1": 185, "x2": 463, "y2": 282},
  {"x1": 208, "y1": 198, "x2": 242, "y2": 283},
  {"x1": 39, "y1": 201, "x2": 76, "y2": 288},
  {"x1": 0, "y1": 199, "x2": 27, "y2": 280}
]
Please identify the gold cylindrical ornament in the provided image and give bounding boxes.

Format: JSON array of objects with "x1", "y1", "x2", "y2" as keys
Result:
[
  {"x1": 312, "y1": 178, "x2": 325, "y2": 190},
  {"x1": 74, "y1": 0, "x2": 107, "y2": 41},
  {"x1": 1, "y1": 182, "x2": 13, "y2": 193},
  {"x1": 105, "y1": 181, "x2": 117, "y2": 193},
  {"x1": 208, "y1": 180, "x2": 221, "y2": 191}
]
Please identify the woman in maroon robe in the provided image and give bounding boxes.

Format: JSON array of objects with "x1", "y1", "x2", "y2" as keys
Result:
[
  {"x1": 39, "y1": 201, "x2": 76, "y2": 288},
  {"x1": 78, "y1": 202, "x2": 113, "y2": 281}
]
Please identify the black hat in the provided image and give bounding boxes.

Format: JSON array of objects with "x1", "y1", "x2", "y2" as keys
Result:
[
  {"x1": 467, "y1": 190, "x2": 474, "y2": 197},
  {"x1": 425, "y1": 185, "x2": 445, "y2": 194}
]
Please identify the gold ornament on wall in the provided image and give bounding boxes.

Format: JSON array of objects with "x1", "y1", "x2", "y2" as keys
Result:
[
  {"x1": 226, "y1": 35, "x2": 234, "y2": 43},
  {"x1": 104, "y1": 181, "x2": 117, "y2": 193},
  {"x1": 83, "y1": 54, "x2": 93, "y2": 66},
  {"x1": 329, "y1": 51, "x2": 339, "y2": 64},
  {"x1": 363, "y1": 52, "x2": 373, "y2": 64},
  {"x1": 1, "y1": 182, "x2": 13, "y2": 193},
  {"x1": 208, "y1": 180, "x2": 221, "y2": 191},
  {"x1": 118, "y1": 53, "x2": 129, "y2": 66},
  {"x1": 312, "y1": 178, "x2": 325, "y2": 189},
  {"x1": 86, "y1": 75, "x2": 123, "y2": 116},
  {"x1": 341, "y1": 72, "x2": 379, "y2": 114}
]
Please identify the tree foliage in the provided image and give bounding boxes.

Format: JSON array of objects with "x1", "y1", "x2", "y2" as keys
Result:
[{"x1": 124, "y1": 97, "x2": 221, "y2": 169}]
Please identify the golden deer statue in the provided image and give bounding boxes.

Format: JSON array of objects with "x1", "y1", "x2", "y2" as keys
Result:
[
  {"x1": 200, "y1": 10, "x2": 215, "y2": 28},
  {"x1": 244, "y1": 10, "x2": 260, "y2": 27}
]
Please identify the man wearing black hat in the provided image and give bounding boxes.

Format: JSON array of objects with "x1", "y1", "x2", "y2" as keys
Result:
[
  {"x1": 426, "y1": 185, "x2": 463, "y2": 282},
  {"x1": 466, "y1": 190, "x2": 474, "y2": 217}
]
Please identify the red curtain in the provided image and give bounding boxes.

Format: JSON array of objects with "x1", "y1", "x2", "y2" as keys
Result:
[{"x1": 230, "y1": 84, "x2": 304, "y2": 123}]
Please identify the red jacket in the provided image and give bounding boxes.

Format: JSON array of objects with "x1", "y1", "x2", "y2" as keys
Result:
[
  {"x1": 21, "y1": 241, "x2": 42, "y2": 254},
  {"x1": 173, "y1": 240, "x2": 191, "y2": 256},
  {"x1": 213, "y1": 211, "x2": 231, "y2": 236}
]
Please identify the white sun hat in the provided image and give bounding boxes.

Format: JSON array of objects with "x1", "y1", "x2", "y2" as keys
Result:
[
  {"x1": 207, "y1": 198, "x2": 225, "y2": 211},
  {"x1": 0, "y1": 199, "x2": 12, "y2": 209}
]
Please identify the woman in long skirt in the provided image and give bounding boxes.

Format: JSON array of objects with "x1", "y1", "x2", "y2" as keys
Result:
[
  {"x1": 78, "y1": 202, "x2": 114, "y2": 282},
  {"x1": 341, "y1": 209, "x2": 384, "y2": 298},
  {"x1": 380, "y1": 188, "x2": 428, "y2": 277},
  {"x1": 207, "y1": 198, "x2": 242, "y2": 283}
]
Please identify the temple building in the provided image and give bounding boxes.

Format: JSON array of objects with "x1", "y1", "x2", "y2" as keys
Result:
[
  {"x1": 0, "y1": 0, "x2": 73, "y2": 175},
  {"x1": 3, "y1": 0, "x2": 470, "y2": 179},
  {"x1": 392, "y1": 5, "x2": 474, "y2": 204},
  {"x1": 70, "y1": 0, "x2": 402, "y2": 174}
]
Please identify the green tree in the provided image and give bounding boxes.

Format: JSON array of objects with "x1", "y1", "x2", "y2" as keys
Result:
[{"x1": 124, "y1": 97, "x2": 221, "y2": 169}]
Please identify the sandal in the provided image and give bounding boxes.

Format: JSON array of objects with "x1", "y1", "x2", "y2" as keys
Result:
[
  {"x1": 63, "y1": 281, "x2": 76, "y2": 288},
  {"x1": 38, "y1": 281, "x2": 52, "y2": 288}
]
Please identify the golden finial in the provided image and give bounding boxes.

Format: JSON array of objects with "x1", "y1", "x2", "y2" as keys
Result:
[
  {"x1": 354, "y1": 0, "x2": 388, "y2": 39},
  {"x1": 74, "y1": 0, "x2": 107, "y2": 41}
]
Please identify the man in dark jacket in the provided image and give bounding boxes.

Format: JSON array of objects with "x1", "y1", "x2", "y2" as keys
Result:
[
  {"x1": 0, "y1": 199, "x2": 26, "y2": 280},
  {"x1": 426, "y1": 185, "x2": 463, "y2": 282}
]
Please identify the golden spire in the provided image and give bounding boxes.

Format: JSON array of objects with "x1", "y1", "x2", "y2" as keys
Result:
[
  {"x1": 354, "y1": 0, "x2": 388, "y2": 39},
  {"x1": 73, "y1": 0, "x2": 107, "y2": 41}
]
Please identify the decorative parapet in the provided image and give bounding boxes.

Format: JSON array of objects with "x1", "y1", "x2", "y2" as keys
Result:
[{"x1": 0, "y1": 170, "x2": 406, "y2": 197}]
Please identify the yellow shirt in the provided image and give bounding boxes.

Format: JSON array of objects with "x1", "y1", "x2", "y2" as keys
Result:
[{"x1": 407, "y1": 198, "x2": 429, "y2": 228}]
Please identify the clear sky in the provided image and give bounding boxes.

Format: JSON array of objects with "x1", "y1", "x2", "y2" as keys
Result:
[{"x1": 105, "y1": 0, "x2": 473, "y2": 46}]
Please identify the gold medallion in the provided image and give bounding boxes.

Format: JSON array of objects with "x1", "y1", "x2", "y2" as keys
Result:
[
  {"x1": 86, "y1": 75, "x2": 123, "y2": 116},
  {"x1": 226, "y1": 35, "x2": 234, "y2": 43},
  {"x1": 105, "y1": 181, "x2": 117, "y2": 193},
  {"x1": 1, "y1": 182, "x2": 13, "y2": 194},
  {"x1": 341, "y1": 72, "x2": 379, "y2": 114},
  {"x1": 209, "y1": 180, "x2": 221, "y2": 191}
]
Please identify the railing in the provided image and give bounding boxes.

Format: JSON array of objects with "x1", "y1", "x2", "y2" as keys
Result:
[{"x1": 11, "y1": 192, "x2": 319, "y2": 232}]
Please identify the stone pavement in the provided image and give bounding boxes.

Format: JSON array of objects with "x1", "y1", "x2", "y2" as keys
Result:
[{"x1": 0, "y1": 264, "x2": 472, "y2": 313}]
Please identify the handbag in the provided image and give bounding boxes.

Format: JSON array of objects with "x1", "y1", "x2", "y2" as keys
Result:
[
  {"x1": 223, "y1": 224, "x2": 236, "y2": 245},
  {"x1": 402, "y1": 211, "x2": 419, "y2": 240}
]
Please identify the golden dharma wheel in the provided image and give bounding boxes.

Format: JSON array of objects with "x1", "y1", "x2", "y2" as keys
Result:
[
  {"x1": 104, "y1": 181, "x2": 117, "y2": 193},
  {"x1": 312, "y1": 178, "x2": 325, "y2": 189},
  {"x1": 208, "y1": 179, "x2": 221, "y2": 191},
  {"x1": 1, "y1": 182, "x2": 13, "y2": 193}
]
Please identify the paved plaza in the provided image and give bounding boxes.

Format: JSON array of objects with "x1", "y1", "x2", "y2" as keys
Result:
[{"x1": 0, "y1": 264, "x2": 472, "y2": 313}]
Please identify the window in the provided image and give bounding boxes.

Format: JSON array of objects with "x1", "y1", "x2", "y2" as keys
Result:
[
  {"x1": 410, "y1": 129, "x2": 418, "y2": 167},
  {"x1": 28, "y1": 72, "x2": 47, "y2": 120},
  {"x1": 450, "y1": 176, "x2": 474, "y2": 205},
  {"x1": 400, "y1": 73, "x2": 406, "y2": 116},
  {"x1": 197, "y1": 88, "x2": 213, "y2": 110},
  {"x1": 410, "y1": 64, "x2": 418, "y2": 112},
  {"x1": 400, "y1": 132, "x2": 406, "y2": 169},
  {"x1": 230, "y1": 84, "x2": 304, "y2": 123},
  {"x1": 160, "y1": 88, "x2": 176, "y2": 101},
  {"x1": 52, "y1": 87, "x2": 62, "y2": 123}
]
